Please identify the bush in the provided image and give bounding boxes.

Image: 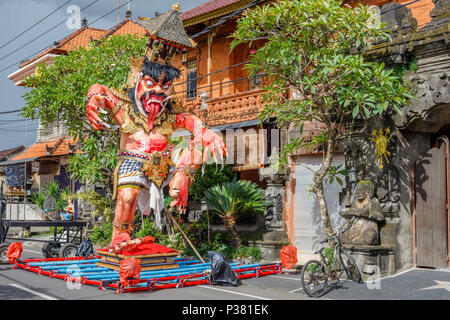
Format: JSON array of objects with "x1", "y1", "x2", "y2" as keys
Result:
[{"x1": 189, "y1": 164, "x2": 237, "y2": 201}]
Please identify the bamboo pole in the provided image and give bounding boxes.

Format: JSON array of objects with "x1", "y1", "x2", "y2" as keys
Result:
[{"x1": 164, "y1": 208, "x2": 205, "y2": 263}]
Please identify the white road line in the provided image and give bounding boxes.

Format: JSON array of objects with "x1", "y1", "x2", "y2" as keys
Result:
[
  {"x1": 22, "y1": 249, "x2": 42, "y2": 255},
  {"x1": 288, "y1": 287, "x2": 303, "y2": 293},
  {"x1": 9, "y1": 284, "x2": 59, "y2": 300},
  {"x1": 270, "y1": 275, "x2": 300, "y2": 281},
  {"x1": 199, "y1": 285, "x2": 272, "y2": 300}
]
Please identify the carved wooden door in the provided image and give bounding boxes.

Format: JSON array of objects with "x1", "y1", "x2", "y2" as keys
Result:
[{"x1": 414, "y1": 140, "x2": 449, "y2": 268}]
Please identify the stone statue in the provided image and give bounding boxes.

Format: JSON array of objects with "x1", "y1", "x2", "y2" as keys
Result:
[{"x1": 339, "y1": 181, "x2": 384, "y2": 245}]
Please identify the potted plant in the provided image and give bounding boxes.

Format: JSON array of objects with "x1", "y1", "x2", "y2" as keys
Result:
[{"x1": 29, "y1": 192, "x2": 49, "y2": 220}]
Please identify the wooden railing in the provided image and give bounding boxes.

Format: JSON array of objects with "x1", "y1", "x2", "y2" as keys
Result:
[{"x1": 185, "y1": 89, "x2": 266, "y2": 126}]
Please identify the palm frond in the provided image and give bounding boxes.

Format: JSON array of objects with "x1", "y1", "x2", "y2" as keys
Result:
[{"x1": 203, "y1": 180, "x2": 269, "y2": 219}]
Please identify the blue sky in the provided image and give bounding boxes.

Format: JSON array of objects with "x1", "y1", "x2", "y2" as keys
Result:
[{"x1": 0, "y1": 0, "x2": 206, "y2": 150}]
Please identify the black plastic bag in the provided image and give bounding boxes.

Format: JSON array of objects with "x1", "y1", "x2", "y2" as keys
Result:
[
  {"x1": 77, "y1": 238, "x2": 94, "y2": 257},
  {"x1": 207, "y1": 251, "x2": 239, "y2": 286}
]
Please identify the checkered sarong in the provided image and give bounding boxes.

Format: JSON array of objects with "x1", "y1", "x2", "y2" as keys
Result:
[{"x1": 118, "y1": 159, "x2": 143, "y2": 175}]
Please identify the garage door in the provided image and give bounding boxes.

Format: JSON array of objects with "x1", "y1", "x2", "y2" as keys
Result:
[{"x1": 294, "y1": 155, "x2": 346, "y2": 262}]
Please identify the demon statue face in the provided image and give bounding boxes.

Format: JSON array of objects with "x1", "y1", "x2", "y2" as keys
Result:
[{"x1": 128, "y1": 57, "x2": 180, "y2": 130}]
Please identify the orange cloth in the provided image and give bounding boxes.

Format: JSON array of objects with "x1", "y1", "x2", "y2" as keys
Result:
[
  {"x1": 119, "y1": 257, "x2": 141, "y2": 287},
  {"x1": 7, "y1": 242, "x2": 23, "y2": 264},
  {"x1": 280, "y1": 246, "x2": 297, "y2": 270}
]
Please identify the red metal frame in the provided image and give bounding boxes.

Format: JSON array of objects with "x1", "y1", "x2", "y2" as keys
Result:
[{"x1": 12, "y1": 257, "x2": 282, "y2": 294}]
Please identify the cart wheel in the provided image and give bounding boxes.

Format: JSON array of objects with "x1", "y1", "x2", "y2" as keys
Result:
[
  {"x1": 60, "y1": 243, "x2": 78, "y2": 258},
  {"x1": 0, "y1": 243, "x2": 10, "y2": 264},
  {"x1": 42, "y1": 242, "x2": 60, "y2": 259}
]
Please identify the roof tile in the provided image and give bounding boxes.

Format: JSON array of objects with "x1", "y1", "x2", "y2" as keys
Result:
[
  {"x1": 11, "y1": 138, "x2": 77, "y2": 161},
  {"x1": 181, "y1": 0, "x2": 242, "y2": 21}
]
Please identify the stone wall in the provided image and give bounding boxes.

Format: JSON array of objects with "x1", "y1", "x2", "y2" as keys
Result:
[{"x1": 338, "y1": 0, "x2": 449, "y2": 272}]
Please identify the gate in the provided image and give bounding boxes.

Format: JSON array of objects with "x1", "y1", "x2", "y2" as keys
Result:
[{"x1": 414, "y1": 136, "x2": 450, "y2": 268}]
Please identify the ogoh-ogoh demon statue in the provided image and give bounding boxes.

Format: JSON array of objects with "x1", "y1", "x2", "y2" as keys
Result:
[{"x1": 85, "y1": 6, "x2": 227, "y2": 253}]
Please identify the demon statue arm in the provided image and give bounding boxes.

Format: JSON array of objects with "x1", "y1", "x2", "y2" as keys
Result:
[{"x1": 168, "y1": 113, "x2": 227, "y2": 211}]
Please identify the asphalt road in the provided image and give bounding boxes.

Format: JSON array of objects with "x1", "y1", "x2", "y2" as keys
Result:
[{"x1": 0, "y1": 243, "x2": 449, "y2": 301}]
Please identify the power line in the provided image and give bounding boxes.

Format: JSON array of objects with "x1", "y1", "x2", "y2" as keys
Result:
[
  {"x1": 0, "y1": 0, "x2": 73, "y2": 52},
  {"x1": 0, "y1": 0, "x2": 131, "y2": 74},
  {"x1": 0, "y1": 0, "x2": 100, "y2": 65},
  {"x1": 0, "y1": 109, "x2": 22, "y2": 115},
  {"x1": 88, "y1": 0, "x2": 131, "y2": 26}
]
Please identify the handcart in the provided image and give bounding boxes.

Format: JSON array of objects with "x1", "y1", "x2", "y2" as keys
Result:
[{"x1": 0, "y1": 198, "x2": 86, "y2": 264}]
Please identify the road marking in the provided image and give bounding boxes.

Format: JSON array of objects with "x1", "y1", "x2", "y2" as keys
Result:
[
  {"x1": 270, "y1": 275, "x2": 300, "y2": 281},
  {"x1": 199, "y1": 285, "x2": 272, "y2": 300},
  {"x1": 9, "y1": 284, "x2": 59, "y2": 300},
  {"x1": 288, "y1": 287, "x2": 304, "y2": 293},
  {"x1": 418, "y1": 280, "x2": 450, "y2": 292},
  {"x1": 22, "y1": 249, "x2": 42, "y2": 255}
]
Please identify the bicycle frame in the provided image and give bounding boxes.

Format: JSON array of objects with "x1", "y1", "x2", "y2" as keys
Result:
[{"x1": 317, "y1": 237, "x2": 346, "y2": 280}]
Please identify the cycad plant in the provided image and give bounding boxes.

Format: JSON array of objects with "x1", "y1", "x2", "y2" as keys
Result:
[
  {"x1": 29, "y1": 192, "x2": 46, "y2": 211},
  {"x1": 204, "y1": 180, "x2": 268, "y2": 248}
]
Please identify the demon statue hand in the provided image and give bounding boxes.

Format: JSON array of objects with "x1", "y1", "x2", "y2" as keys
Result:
[{"x1": 85, "y1": 7, "x2": 227, "y2": 253}]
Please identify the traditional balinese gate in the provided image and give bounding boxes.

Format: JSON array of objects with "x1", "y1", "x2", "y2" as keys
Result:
[{"x1": 414, "y1": 136, "x2": 450, "y2": 268}]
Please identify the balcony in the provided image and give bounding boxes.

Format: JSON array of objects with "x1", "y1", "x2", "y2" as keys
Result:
[{"x1": 185, "y1": 88, "x2": 266, "y2": 127}]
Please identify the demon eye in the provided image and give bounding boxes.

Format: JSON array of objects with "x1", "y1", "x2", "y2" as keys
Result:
[
  {"x1": 146, "y1": 80, "x2": 154, "y2": 87},
  {"x1": 163, "y1": 84, "x2": 169, "y2": 89}
]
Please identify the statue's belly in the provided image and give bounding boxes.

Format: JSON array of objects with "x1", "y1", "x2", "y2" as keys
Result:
[{"x1": 121, "y1": 130, "x2": 169, "y2": 154}]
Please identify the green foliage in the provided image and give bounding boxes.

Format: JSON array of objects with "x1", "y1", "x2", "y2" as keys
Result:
[
  {"x1": 42, "y1": 181, "x2": 72, "y2": 214},
  {"x1": 204, "y1": 180, "x2": 268, "y2": 219},
  {"x1": 29, "y1": 192, "x2": 46, "y2": 210},
  {"x1": 182, "y1": 233, "x2": 262, "y2": 262},
  {"x1": 44, "y1": 181, "x2": 60, "y2": 200},
  {"x1": 324, "y1": 165, "x2": 348, "y2": 186},
  {"x1": 21, "y1": 34, "x2": 147, "y2": 184},
  {"x1": 74, "y1": 190, "x2": 114, "y2": 222},
  {"x1": 231, "y1": 0, "x2": 414, "y2": 163},
  {"x1": 189, "y1": 164, "x2": 237, "y2": 201},
  {"x1": 89, "y1": 222, "x2": 113, "y2": 247}
]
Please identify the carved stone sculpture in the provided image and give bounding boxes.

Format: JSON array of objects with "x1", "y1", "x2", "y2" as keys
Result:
[{"x1": 339, "y1": 181, "x2": 385, "y2": 245}]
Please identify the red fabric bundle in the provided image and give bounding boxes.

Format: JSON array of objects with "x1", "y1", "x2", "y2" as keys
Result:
[
  {"x1": 7, "y1": 242, "x2": 23, "y2": 264},
  {"x1": 119, "y1": 242, "x2": 178, "y2": 256},
  {"x1": 280, "y1": 246, "x2": 297, "y2": 270},
  {"x1": 119, "y1": 257, "x2": 141, "y2": 287}
]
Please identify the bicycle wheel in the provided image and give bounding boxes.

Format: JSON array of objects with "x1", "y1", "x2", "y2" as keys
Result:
[
  {"x1": 300, "y1": 260, "x2": 328, "y2": 297},
  {"x1": 339, "y1": 250, "x2": 361, "y2": 283}
]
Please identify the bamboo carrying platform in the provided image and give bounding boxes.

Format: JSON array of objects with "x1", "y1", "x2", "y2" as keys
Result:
[
  {"x1": 95, "y1": 245, "x2": 181, "y2": 271},
  {"x1": 11, "y1": 256, "x2": 282, "y2": 293},
  {"x1": 97, "y1": 250, "x2": 179, "y2": 271}
]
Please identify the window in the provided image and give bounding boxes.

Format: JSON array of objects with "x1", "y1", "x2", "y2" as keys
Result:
[{"x1": 186, "y1": 60, "x2": 197, "y2": 99}]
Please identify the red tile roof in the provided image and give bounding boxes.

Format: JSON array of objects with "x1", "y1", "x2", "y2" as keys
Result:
[
  {"x1": 99, "y1": 19, "x2": 147, "y2": 39},
  {"x1": 11, "y1": 137, "x2": 77, "y2": 161},
  {"x1": 181, "y1": 0, "x2": 242, "y2": 21},
  {"x1": 19, "y1": 27, "x2": 107, "y2": 68},
  {"x1": 0, "y1": 146, "x2": 25, "y2": 162}
]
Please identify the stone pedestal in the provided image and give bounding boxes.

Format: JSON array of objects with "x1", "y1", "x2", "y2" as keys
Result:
[
  {"x1": 344, "y1": 244, "x2": 396, "y2": 281},
  {"x1": 258, "y1": 161, "x2": 290, "y2": 262},
  {"x1": 254, "y1": 231, "x2": 290, "y2": 262}
]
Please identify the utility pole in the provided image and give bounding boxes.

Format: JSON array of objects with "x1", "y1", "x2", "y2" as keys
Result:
[
  {"x1": 23, "y1": 119, "x2": 28, "y2": 221},
  {"x1": 117, "y1": 0, "x2": 120, "y2": 24}
]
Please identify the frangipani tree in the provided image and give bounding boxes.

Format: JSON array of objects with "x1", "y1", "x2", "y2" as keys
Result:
[{"x1": 231, "y1": 0, "x2": 414, "y2": 237}]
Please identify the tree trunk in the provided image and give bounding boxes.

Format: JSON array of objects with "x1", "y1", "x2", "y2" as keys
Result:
[
  {"x1": 312, "y1": 133, "x2": 336, "y2": 238},
  {"x1": 222, "y1": 212, "x2": 241, "y2": 249}
]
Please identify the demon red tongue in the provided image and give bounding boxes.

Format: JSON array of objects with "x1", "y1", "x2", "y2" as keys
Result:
[{"x1": 146, "y1": 101, "x2": 160, "y2": 131}]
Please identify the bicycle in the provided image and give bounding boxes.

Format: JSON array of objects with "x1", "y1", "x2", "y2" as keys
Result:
[{"x1": 300, "y1": 225, "x2": 362, "y2": 297}]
